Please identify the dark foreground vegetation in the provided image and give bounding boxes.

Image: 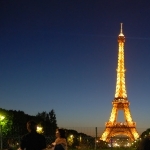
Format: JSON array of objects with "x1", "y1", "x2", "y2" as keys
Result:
[{"x1": 0, "y1": 108, "x2": 150, "y2": 150}]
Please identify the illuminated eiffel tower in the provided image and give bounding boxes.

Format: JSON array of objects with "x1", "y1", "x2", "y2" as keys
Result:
[{"x1": 100, "y1": 23, "x2": 139, "y2": 142}]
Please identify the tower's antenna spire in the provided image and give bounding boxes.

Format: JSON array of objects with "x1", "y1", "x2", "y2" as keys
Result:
[
  {"x1": 119, "y1": 22, "x2": 124, "y2": 36},
  {"x1": 120, "y1": 23, "x2": 123, "y2": 34}
]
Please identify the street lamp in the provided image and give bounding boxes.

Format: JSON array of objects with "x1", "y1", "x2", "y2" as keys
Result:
[
  {"x1": 36, "y1": 126, "x2": 43, "y2": 134},
  {"x1": 0, "y1": 115, "x2": 5, "y2": 150}
]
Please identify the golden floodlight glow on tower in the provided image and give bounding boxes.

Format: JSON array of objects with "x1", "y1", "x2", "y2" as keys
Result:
[{"x1": 100, "y1": 23, "x2": 139, "y2": 142}]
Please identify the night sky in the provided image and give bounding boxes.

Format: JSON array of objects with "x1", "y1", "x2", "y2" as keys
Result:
[{"x1": 1, "y1": 0, "x2": 150, "y2": 136}]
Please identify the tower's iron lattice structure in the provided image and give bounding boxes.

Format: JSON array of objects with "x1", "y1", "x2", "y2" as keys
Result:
[{"x1": 100, "y1": 23, "x2": 139, "y2": 142}]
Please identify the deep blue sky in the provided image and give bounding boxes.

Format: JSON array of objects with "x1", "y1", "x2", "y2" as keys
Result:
[{"x1": 1, "y1": 0, "x2": 150, "y2": 136}]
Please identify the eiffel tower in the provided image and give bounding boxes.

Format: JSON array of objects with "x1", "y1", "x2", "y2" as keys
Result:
[{"x1": 100, "y1": 23, "x2": 139, "y2": 142}]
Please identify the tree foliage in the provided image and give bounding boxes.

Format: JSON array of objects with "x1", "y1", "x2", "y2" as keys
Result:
[
  {"x1": 0, "y1": 108, "x2": 13, "y2": 137},
  {"x1": 0, "y1": 108, "x2": 57, "y2": 137},
  {"x1": 36, "y1": 109, "x2": 57, "y2": 136}
]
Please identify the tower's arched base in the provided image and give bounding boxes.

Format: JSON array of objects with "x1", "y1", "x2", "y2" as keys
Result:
[{"x1": 101, "y1": 122, "x2": 139, "y2": 142}]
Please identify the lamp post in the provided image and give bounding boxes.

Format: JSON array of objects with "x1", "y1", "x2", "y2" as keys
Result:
[
  {"x1": 0, "y1": 115, "x2": 5, "y2": 150},
  {"x1": 110, "y1": 136, "x2": 113, "y2": 150},
  {"x1": 95, "y1": 127, "x2": 97, "y2": 150}
]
